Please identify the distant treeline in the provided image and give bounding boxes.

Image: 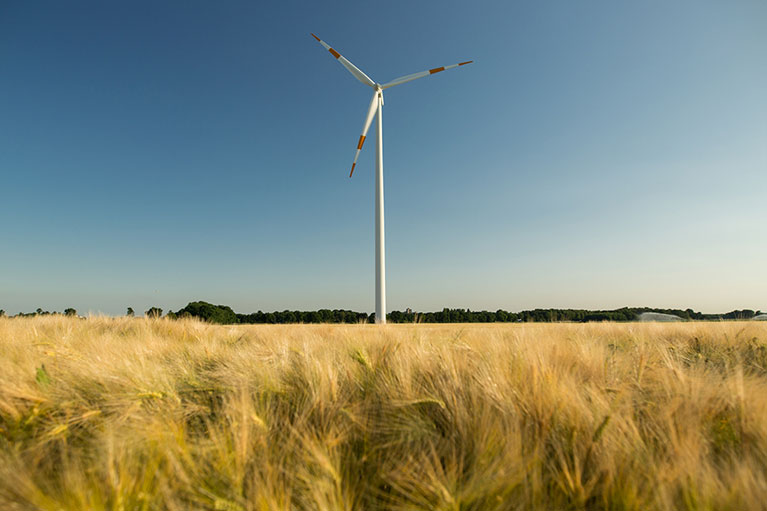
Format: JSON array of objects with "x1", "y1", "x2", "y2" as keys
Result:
[
  {"x1": 1, "y1": 303, "x2": 761, "y2": 324},
  {"x1": 156, "y1": 301, "x2": 763, "y2": 325},
  {"x1": 1, "y1": 307, "x2": 78, "y2": 318}
]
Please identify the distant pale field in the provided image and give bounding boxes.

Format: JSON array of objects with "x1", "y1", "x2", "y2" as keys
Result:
[{"x1": 2, "y1": 318, "x2": 767, "y2": 510}]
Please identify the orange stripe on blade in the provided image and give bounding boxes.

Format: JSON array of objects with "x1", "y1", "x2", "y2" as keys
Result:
[
  {"x1": 429, "y1": 67, "x2": 445, "y2": 74},
  {"x1": 357, "y1": 135, "x2": 366, "y2": 149},
  {"x1": 311, "y1": 33, "x2": 321, "y2": 42},
  {"x1": 349, "y1": 163, "x2": 356, "y2": 177},
  {"x1": 329, "y1": 48, "x2": 341, "y2": 58},
  {"x1": 458, "y1": 61, "x2": 473, "y2": 66}
]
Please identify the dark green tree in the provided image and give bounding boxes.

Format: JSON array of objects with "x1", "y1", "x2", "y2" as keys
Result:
[
  {"x1": 145, "y1": 307, "x2": 163, "y2": 318},
  {"x1": 175, "y1": 301, "x2": 237, "y2": 324},
  {"x1": 126, "y1": 307, "x2": 134, "y2": 317},
  {"x1": 64, "y1": 308, "x2": 77, "y2": 317}
]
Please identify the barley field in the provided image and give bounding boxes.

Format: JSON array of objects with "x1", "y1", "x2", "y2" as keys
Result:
[{"x1": 1, "y1": 317, "x2": 766, "y2": 510}]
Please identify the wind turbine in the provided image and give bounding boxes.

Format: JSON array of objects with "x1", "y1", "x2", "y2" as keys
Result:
[{"x1": 311, "y1": 33, "x2": 472, "y2": 324}]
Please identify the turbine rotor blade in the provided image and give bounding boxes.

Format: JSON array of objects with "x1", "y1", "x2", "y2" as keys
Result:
[
  {"x1": 350, "y1": 91, "x2": 381, "y2": 177},
  {"x1": 381, "y1": 60, "x2": 473, "y2": 89},
  {"x1": 311, "y1": 33, "x2": 376, "y2": 88}
]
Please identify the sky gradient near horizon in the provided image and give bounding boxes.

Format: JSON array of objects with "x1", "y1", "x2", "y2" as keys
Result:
[{"x1": 1, "y1": 0, "x2": 765, "y2": 316}]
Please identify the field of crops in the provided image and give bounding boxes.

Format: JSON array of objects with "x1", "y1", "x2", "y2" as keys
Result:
[{"x1": 2, "y1": 317, "x2": 766, "y2": 510}]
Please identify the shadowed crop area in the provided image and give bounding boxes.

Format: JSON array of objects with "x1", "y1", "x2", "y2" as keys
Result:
[{"x1": 1, "y1": 318, "x2": 767, "y2": 510}]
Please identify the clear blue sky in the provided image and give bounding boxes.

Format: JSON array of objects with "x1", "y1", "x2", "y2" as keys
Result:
[{"x1": 1, "y1": 0, "x2": 765, "y2": 316}]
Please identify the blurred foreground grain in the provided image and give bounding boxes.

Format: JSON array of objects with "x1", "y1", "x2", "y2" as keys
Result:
[{"x1": 1, "y1": 317, "x2": 766, "y2": 510}]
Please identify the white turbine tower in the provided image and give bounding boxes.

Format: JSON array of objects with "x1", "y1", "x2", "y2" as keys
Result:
[{"x1": 312, "y1": 33, "x2": 472, "y2": 324}]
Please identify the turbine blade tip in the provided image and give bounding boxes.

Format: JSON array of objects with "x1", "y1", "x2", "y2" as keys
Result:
[
  {"x1": 459, "y1": 60, "x2": 474, "y2": 66},
  {"x1": 349, "y1": 163, "x2": 356, "y2": 177},
  {"x1": 311, "y1": 33, "x2": 321, "y2": 42}
]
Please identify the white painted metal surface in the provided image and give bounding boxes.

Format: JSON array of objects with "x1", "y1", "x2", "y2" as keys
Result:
[
  {"x1": 311, "y1": 34, "x2": 375, "y2": 87},
  {"x1": 350, "y1": 90, "x2": 380, "y2": 177},
  {"x1": 382, "y1": 61, "x2": 473, "y2": 89},
  {"x1": 311, "y1": 34, "x2": 472, "y2": 324},
  {"x1": 375, "y1": 92, "x2": 386, "y2": 324}
]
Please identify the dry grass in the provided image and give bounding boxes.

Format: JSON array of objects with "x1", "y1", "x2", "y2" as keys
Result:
[{"x1": 1, "y1": 317, "x2": 767, "y2": 510}]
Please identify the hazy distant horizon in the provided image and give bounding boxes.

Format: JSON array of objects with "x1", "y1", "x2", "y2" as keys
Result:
[{"x1": 2, "y1": 299, "x2": 763, "y2": 319}]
